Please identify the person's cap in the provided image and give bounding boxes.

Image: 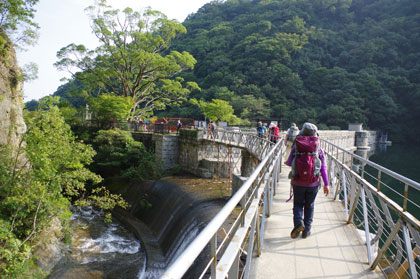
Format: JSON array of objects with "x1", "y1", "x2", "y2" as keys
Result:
[
  {"x1": 300, "y1": 122, "x2": 318, "y2": 136},
  {"x1": 291, "y1": 123, "x2": 296, "y2": 127}
]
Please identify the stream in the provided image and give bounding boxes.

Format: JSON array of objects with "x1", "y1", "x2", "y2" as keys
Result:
[{"x1": 48, "y1": 207, "x2": 146, "y2": 279}]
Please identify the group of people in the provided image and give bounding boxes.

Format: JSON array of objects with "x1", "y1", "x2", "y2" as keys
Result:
[
  {"x1": 127, "y1": 117, "x2": 150, "y2": 131},
  {"x1": 256, "y1": 121, "x2": 329, "y2": 239},
  {"x1": 256, "y1": 121, "x2": 280, "y2": 143}
]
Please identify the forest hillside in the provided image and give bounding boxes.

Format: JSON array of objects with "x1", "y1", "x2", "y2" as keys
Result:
[
  {"x1": 166, "y1": 0, "x2": 420, "y2": 143},
  {"x1": 31, "y1": 0, "x2": 420, "y2": 144}
]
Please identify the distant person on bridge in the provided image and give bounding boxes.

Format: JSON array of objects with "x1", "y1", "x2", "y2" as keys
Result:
[
  {"x1": 269, "y1": 122, "x2": 280, "y2": 143},
  {"x1": 177, "y1": 120, "x2": 182, "y2": 133},
  {"x1": 257, "y1": 121, "x2": 264, "y2": 138},
  {"x1": 208, "y1": 121, "x2": 216, "y2": 139},
  {"x1": 285, "y1": 122, "x2": 329, "y2": 239},
  {"x1": 263, "y1": 123, "x2": 268, "y2": 138},
  {"x1": 285, "y1": 123, "x2": 299, "y2": 158}
]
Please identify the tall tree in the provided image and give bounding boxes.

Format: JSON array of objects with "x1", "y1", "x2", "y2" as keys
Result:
[
  {"x1": 0, "y1": 0, "x2": 39, "y2": 47},
  {"x1": 54, "y1": 0, "x2": 199, "y2": 119}
]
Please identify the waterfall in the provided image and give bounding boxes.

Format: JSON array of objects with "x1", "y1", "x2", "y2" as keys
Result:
[{"x1": 133, "y1": 180, "x2": 225, "y2": 278}]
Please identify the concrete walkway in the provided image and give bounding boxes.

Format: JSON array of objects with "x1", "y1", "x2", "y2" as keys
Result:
[{"x1": 250, "y1": 166, "x2": 385, "y2": 279}]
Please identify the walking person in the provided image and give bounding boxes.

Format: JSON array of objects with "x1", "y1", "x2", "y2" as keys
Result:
[
  {"x1": 210, "y1": 121, "x2": 216, "y2": 139},
  {"x1": 269, "y1": 122, "x2": 280, "y2": 143},
  {"x1": 134, "y1": 117, "x2": 140, "y2": 131},
  {"x1": 257, "y1": 121, "x2": 264, "y2": 138},
  {"x1": 285, "y1": 122, "x2": 299, "y2": 158},
  {"x1": 177, "y1": 119, "x2": 182, "y2": 133},
  {"x1": 285, "y1": 122, "x2": 329, "y2": 239}
]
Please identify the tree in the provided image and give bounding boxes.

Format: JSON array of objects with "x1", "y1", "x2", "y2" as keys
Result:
[
  {"x1": 0, "y1": 0, "x2": 39, "y2": 47},
  {"x1": 92, "y1": 129, "x2": 159, "y2": 181},
  {"x1": 54, "y1": 0, "x2": 199, "y2": 119},
  {"x1": 88, "y1": 94, "x2": 133, "y2": 128},
  {"x1": 0, "y1": 98, "x2": 127, "y2": 276},
  {"x1": 192, "y1": 98, "x2": 241, "y2": 124}
]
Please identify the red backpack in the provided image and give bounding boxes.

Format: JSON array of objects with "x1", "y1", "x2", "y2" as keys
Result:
[{"x1": 290, "y1": 136, "x2": 321, "y2": 185}]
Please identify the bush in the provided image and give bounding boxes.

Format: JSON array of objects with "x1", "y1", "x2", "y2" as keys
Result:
[{"x1": 92, "y1": 129, "x2": 160, "y2": 181}]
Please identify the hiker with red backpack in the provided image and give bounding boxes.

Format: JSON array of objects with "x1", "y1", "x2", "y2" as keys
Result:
[
  {"x1": 269, "y1": 122, "x2": 280, "y2": 143},
  {"x1": 285, "y1": 122, "x2": 329, "y2": 239}
]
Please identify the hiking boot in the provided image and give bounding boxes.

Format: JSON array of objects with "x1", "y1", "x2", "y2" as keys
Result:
[
  {"x1": 290, "y1": 224, "x2": 305, "y2": 239},
  {"x1": 302, "y1": 231, "x2": 311, "y2": 239}
]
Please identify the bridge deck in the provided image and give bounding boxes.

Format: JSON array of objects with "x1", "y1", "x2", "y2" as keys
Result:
[{"x1": 250, "y1": 165, "x2": 385, "y2": 279}]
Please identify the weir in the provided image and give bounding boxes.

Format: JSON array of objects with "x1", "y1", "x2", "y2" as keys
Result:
[{"x1": 158, "y1": 128, "x2": 420, "y2": 279}]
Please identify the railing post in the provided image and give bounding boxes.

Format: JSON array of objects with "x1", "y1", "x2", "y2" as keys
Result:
[
  {"x1": 228, "y1": 251, "x2": 240, "y2": 279},
  {"x1": 260, "y1": 179, "x2": 268, "y2": 245},
  {"x1": 273, "y1": 159, "x2": 278, "y2": 196},
  {"x1": 361, "y1": 185, "x2": 372, "y2": 264},
  {"x1": 402, "y1": 222, "x2": 418, "y2": 279},
  {"x1": 403, "y1": 183, "x2": 409, "y2": 211},
  {"x1": 211, "y1": 233, "x2": 217, "y2": 279},
  {"x1": 243, "y1": 210, "x2": 259, "y2": 279},
  {"x1": 371, "y1": 218, "x2": 403, "y2": 270},
  {"x1": 266, "y1": 173, "x2": 271, "y2": 217},
  {"x1": 342, "y1": 169, "x2": 349, "y2": 220}
]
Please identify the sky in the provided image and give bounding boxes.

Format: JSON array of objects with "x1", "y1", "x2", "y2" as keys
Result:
[{"x1": 16, "y1": 0, "x2": 212, "y2": 102}]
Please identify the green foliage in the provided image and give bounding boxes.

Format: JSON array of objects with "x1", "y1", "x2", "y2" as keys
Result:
[
  {"x1": 0, "y1": 99, "x2": 127, "y2": 276},
  {"x1": 165, "y1": 0, "x2": 420, "y2": 143},
  {"x1": 192, "y1": 98, "x2": 241, "y2": 124},
  {"x1": 0, "y1": 0, "x2": 39, "y2": 48},
  {"x1": 179, "y1": 128, "x2": 198, "y2": 141},
  {"x1": 92, "y1": 129, "x2": 160, "y2": 182},
  {"x1": 54, "y1": 0, "x2": 199, "y2": 119},
  {"x1": 88, "y1": 94, "x2": 133, "y2": 128}
]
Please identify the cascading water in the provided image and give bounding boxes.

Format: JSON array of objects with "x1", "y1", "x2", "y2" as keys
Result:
[
  {"x1": 48, "y1": 207, "x2": 146, "y2": 279},
  {"x1": 49, "y1": 179, "x2": 228, "y2": 278},
  {"x1": 131, "y1": 180, "x2": 226, "y2": 278}
]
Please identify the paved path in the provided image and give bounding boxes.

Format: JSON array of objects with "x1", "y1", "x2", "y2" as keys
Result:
[{"x1": 250, "y1": 166, "x2": 385, "y2": 279}]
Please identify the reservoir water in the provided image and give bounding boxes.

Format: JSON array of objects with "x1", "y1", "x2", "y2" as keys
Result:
[{"x1": 367, "y1": 143, "x2": 420, "y2": 219}]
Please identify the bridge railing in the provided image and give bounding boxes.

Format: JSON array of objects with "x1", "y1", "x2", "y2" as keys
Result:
[
  {"x1": 162, "y1": 131, "x2": 286, "y2": 279},
  {"x1": 320, "y1": 138, "x2": 420, "y2": 279},
  {"x1": 202, "y1": 127, "x2": 275, "y2": 160}
]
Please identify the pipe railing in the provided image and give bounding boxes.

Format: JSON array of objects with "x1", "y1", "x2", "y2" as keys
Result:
[
  {"x1": 162, "y1": 130, "x2": 285, "y2": 279},
  {"x1": 162, "y1": 132, "x2": 420, "y2": 279},
  {"x1": 320, "y1": 138, "x2": 420, "y2": 279},
  {"x1": 202, "y1": 128, "x2": 276, "y2": 160}
]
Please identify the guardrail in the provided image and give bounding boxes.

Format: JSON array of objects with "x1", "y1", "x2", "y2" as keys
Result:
[
  {"x1": 162, "y1": 130, "x2": 286, "y2": 279},
  {"x1": 202, "y1": 128, "x2": 277, "y2": 160},
  {"x1": 162, "y1": 132, "x2": 420, "y2": 279},
  {"x1": 320, "y1": 138, "x2": 420, "y2": 279}
]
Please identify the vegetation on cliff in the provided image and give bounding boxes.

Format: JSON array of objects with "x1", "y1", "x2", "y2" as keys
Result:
[
  {"x1": 0, "y1": 0, "x2": 39, "y2": 48},
  {"x1": 0, "y1": 99, "x2": 127, "y2": 277}
]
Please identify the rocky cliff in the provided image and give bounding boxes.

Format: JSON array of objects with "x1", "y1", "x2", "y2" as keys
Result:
[{"x1": 0, "y1": 31, "x2": 26, "y2": 147}]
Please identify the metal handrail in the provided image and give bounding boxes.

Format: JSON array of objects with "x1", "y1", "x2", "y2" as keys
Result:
[
  {"x1": 162, "y1": 129, "x2": 285, "y2": 279},
  {"x1": 162, "y1": 133, "x2": 420, "y2": 279},
  {"x1": 319, "y1": 138, "x2": 420, "y2": 213},
  {"x1": 320, "y1": 138, "x2": 420, "y2": 278}
]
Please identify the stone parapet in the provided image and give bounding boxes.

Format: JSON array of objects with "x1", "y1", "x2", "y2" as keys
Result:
[{"x1": 318, "y1": 130, "x2": 356, "y2": 151}]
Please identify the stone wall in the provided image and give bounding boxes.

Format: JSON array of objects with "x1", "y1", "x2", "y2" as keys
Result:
[
  {"x1": 0, "y1": 32, "x2": 26, "y2": 148},
  {"x1": 153, "y1": 134, "x2": 179, "y2": 170},
  {"x1": 318, "y1": 130, "x2": 356, "y2": 151}
]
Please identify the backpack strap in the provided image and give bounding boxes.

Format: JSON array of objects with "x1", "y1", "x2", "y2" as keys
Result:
[{"x1": 286, "y1": 184, "x2": 293, "y2": 203}]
